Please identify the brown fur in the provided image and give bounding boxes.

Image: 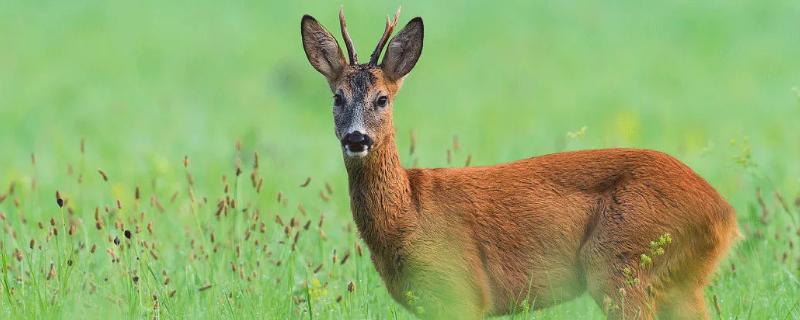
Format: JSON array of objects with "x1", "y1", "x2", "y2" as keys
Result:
[{"x1": 301, "y1": 11, "x2": 738, "y2": 320}]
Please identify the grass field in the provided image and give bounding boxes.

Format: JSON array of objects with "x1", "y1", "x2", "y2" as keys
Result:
[{"x1": 1, "y1": 1, "x2": 799, "y2": 319}]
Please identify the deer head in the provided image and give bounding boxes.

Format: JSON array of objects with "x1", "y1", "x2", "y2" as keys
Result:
[{"x1": 301, "y1": 7, "x2": 423, "y2": 159}]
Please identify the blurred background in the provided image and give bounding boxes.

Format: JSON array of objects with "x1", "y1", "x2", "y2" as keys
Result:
[
  {"x1": 1, "y1": 1, "x2": 799, "y2": 318},
  {"x1": 2, "y1": 1, "x2": 799, "y2": 203}
]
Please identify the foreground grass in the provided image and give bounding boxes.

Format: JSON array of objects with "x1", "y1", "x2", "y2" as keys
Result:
[
  {"x1": 1, "y1": 139, "x2": 798, "y2": 319},
  {"x1": 1, "y1": 1, "x2": 799, "y2": 319}
]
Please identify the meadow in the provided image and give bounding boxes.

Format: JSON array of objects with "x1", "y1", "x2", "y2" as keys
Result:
[{"x1": 1, "y1": 1, "x2": 799, "y2": 319}]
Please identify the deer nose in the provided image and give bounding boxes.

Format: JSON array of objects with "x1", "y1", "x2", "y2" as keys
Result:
[{"x1": 342, "y1": 131, "x2": 373, "y2": 152}]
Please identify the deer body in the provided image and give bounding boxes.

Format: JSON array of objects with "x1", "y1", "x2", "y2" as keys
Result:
[{"x1": 302, "y1": 9, "x2": 738, "y2": 319}]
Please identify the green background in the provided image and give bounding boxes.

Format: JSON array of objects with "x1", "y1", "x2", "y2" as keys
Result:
[{"x1": 1, "y1": 1, "x2": 798, "y2": 318}]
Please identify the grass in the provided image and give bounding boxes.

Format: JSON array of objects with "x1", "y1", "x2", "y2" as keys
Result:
[{"x1": 1, "y1": 1, "x2": 799, "y2": 319}]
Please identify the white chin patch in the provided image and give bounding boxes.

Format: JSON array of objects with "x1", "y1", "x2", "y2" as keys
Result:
[{"x1": 344, "y1": 146, "x2": 369, "y2": 158}]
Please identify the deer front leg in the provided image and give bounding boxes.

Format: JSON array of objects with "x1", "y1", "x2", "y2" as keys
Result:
[
  {"x1": 395, "y1": 241, "x2": 492, "y2": 320},
  {"x1": 397, "y1": 265, "x2": 488, "y2": 319}
]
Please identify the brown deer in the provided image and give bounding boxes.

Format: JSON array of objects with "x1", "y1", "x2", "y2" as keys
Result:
[{"x1": 300, "y1": 8, "x2": 738, "y2": 320}]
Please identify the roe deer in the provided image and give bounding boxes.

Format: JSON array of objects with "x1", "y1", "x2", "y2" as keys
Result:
[{"x1": 300, "y1": 8, "x2": 738, "y2": 320}]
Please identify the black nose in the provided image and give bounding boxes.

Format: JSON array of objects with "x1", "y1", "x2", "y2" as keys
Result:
[{"x1": 342, "y1": 132, "x2": 373, "y2": 152}]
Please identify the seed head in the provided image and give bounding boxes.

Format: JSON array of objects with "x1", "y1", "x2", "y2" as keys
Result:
[
  {"x1": 47, "y1": 263, "x2": 55, "y2": 280},
  {"x1": 446, "y1": 149, "x2": 452, "y2": 165},
  {"x1": 409, "y1": 130, "x2": 416, "y2": 156},
  {"x1": 56, "y1": 191, "x2": 65, "y2": 208},
  {"x1": 253, "y1": 151, "x2": 260, "y2": 170},
  {"x1": 98, "y1": 169, "x2": 109, "y2": 182}
]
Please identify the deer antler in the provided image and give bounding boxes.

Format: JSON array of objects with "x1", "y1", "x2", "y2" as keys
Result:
[
  {"x1": 339, "y1": 6, "x2": 357, "y2": 65},
  {"x1": 368, "y1": 6, "x2": 401, "y2": 66}
]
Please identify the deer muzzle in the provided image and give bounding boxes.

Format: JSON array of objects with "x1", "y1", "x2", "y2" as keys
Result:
[{"x1": 342, "y1": 131, "x2": 374, "y2": 157}]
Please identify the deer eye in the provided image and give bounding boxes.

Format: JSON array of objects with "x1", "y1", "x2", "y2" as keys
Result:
[
  {"x1": 333, "y1": 94, "x2": 344, "y2": 107},
  {"x1": 376, "y1": 96, "x2": 388, "y2": 108}
]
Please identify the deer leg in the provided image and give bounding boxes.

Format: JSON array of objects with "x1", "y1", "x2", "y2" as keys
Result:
[
  {"x1": 656, "y1": 285, "x2": 709, "y2": 320},
  {"x1": 581, "y1": 231, "x2": 657, "y2": 319},
  {"x1": 399, "y1": 243, "x2": 491, "y2": 319},
  {"x1": 400, "y1": 268, "x2": 488, "y2": 320},
  {"x1": 584, "y1": 271, "x2": 656, "y2": 320}
]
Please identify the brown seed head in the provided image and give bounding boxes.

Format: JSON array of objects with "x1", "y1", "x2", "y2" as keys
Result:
[
  {"x1": 56, "y1": 191, "x2": 65, "y2": 208},
  {"x1": 253, "y1": 151, "x2": 260, "y2": 170},
  {"x1": 98, "y1": 169, "x2": 109, "y2": 182},
  {"x1": 47, "y1": 263, "x2": 55, "y2": 280}
]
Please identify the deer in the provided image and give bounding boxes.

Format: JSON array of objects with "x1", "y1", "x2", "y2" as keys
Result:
[{"x1": 300, "y1": 7, "x2": 738, "y2": 320}]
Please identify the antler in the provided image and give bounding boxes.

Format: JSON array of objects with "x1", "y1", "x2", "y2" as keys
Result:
[
  {"x1": 339, "y1": 6, "x2": 358, "y2": 65},
  {"x1": 368, "y1": 6, "x2": 401, "y2": 66}
]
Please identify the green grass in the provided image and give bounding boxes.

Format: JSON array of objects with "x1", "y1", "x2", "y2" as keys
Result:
[{"x1": 1, "y1": 1, "x2": 799, "y2": 319}]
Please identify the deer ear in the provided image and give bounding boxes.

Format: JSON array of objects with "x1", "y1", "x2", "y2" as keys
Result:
[
  {"x1": 381, "y1": 17, "x2": 423, "y2": 81},
  {"x1": 301, "y1": 15, "x2": 347, "y2": 81}
]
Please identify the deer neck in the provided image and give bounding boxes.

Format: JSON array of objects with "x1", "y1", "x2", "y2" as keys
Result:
[{"x1": 344, "y1": 130, "x2": 413, "y2": 254}]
